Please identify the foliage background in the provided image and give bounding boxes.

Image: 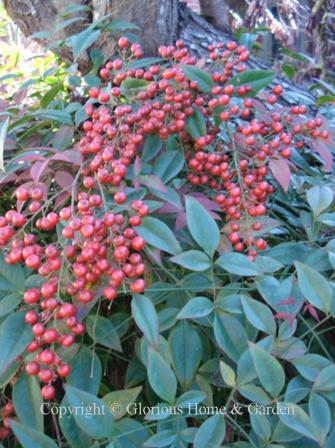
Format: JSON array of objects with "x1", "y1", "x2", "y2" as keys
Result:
[{"x1": 0, "y1": 1, "x2": 334, "y2": 448}]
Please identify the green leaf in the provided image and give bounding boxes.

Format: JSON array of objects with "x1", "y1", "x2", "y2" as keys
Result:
[
  {"x1": 31, "y1": 110, "x2": 72, "y2": 125},
  {"x1": 278, "y1": 402, "x2": 317, "y2": 441},
  {"x1": 67, "y1": 346, "x2": 102, "y2": 394},
  {"x1": 229, "y1": 69, "x2": 276, "y2": 96},
  {"x1": 292, "y1": 354, "x2": 331, "y2": 382},
  {"x1": 72, "y1": 28, "x2": 101, "y2": 60},
  {"x1": 185, "y1": 196, "x2": 220, "y2": 258},
  {"x1": 55, "y1": 17, "x2": 86, "y2": 32},
  {"x1": 86, "y1": 315, "x2": 122, "y2": 352},
  {"x1": 254, "y1": 256, "x2": 283, "y2": 273},
  {"x1": 120, "y1": 77, "x2": 150, "y2": 96},
  {"x1": 219, "y1": 360, "x2": 236, "y2": 387},
  {"x1": 309, "y1": 393, "x2": 330, "y2": 444},
  {"x1": 153, "y1": 150, "x2": 184, "y2": 183},
  {"x1": 295, "y1": 262, "x2": 332, "y2": 312},
  {"x1": 0, "y1": 254, "x2": 25, "y2": 291},
  {"x1": 170, "y1": 250, "x2": 211, "y2": 272},
  {"x1": 241, "y1": 295, "x2": 276, "y2": 334},
  {"x1": 144, "y1": 430, "x2": 176, "y2": 447},
  {"x1": 182, "y1": 65, "x2": 214, "y2": 93},
  {"x1": 177, "y1": 296, "x2": 214, "y2": 319},
  {"x1": 0, "y1": 117, "x2": 9, "y2": 172},
  {"x1": 31, "y1": 31, "x2": 51, "y2": 39},
  {"x1": 0, "y1": 293, "x2": 21, "y2": 317},
  {"x1": 317, "y1": 212, "x2": 335, "y2": 226},
  {"x1": 0, "y1": 312, "x2": 32, "y2": 376},
  {"x1": 186, "y1": 108, "x2": 206, "y2": 139},
  {"x1": 142, "y1": 134, "x2": 163, "y2": 163},
  {"x1": 63, "y1": 4, "x2": 91, "y2": 15},
  {"x1": 239, "y1": 32, "x2": 258, "y2": 50},
  {"x1": 307, "y1": 185, "x2": 333, "y2": 217},
  {"x1": 148, "y1": 348, "x2": 177, "y2": 403},
  {"x1": 194, "y1": 414, "x2": 226, "y2": 448},
  {"x1": 103, "y1": 386, "x2": 142, "y2": 420},
  {"x1": 128, "y1": 57, "x2": 164, "y2": 69},
  {"x1": 216, "y1": 253, "x2": 259, "y2": 276},
  {"x1": 13, "y1": 374, "x2": 43, "y2": 432},
  {"x1": 249, "y1": 343, "x2": 285, "y2": 397},
  {"x1": 175, "y1": 390, "x2": 206, "y2": 408},
  {"x1": 59, "y1": 396, "x2": 92, "y2": 448},
  {"x1": 10, "y1": 420, "x2": 57, "y2": 448},
  {"x1": 169, "y1": 321, "x2": 202, "y2": 390},
  {"x1": 158, "y1": 308, "x2": 178, "y2": 332},
  {"x1": 314, "y1": 365, "x2": 335, "y2": 392},
  {"x1": 214, "y1": 313, "x2": 248, "y2": 363},
  {"x1": 103, "y1": 19, "x2": 140, "y2": 31},
  {"x1": 250, "y1": 413, "x2": 271, "y2": 441},
  {"x1": 65, "y1": 385, "x2": 114, "y2": 439},
  {"x1": 40, "y1": 84, "x2": 61, "y2": 108},
  {"x1": 131, "y1": 294, "x2": 160, "y2": 348},
  {"x1": 238, "y1": 384, "x2": 271, "y2": 404},
  {"x1": 136, "y1": 217, "x2": 182, "y2": 255}
]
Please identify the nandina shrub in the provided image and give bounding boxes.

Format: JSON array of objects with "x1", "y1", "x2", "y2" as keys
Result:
[{"x1": 0, "y1": 34, "x2": 334, "y2": 447}]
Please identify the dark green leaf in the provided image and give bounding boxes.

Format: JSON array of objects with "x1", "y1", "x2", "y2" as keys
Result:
[
  {"x1": 67, "y1": 346, "x2": 102, "y2": 394},
  {"x1": 177, "y1": 296, "x2": 213, "y2": 319},
  {"x1": 249, "y1": 343, "x2": 285, "y2": 397},
  {"x1": 0, "y1": 293, "x2": 21, "y2": 317},
  {"x1": 295, "y1": 262, "x2": 332, "y2": 312},
  {"x1": 194, "y1": 414, "x2": 226, "y2": 448},
  {"x1": 170, "y1": 250, "x2": 211, "y2": 272},
  {"x1": 186, "y1": 108, "x2": 206, "y2": 139},
  {"x1": 185, "y1": 196, "x2": 220, "y2": 258},
  {"x1": 241, "y1": 295, "x2": 276, "y2": 334},
  {"x1": 169, "y1": 321, "x2": 202, "y2": 389},
  {"x1": 131, "y1": 294, "x2": 159, "y2": 348},
  {"x1": 216, "y1": 253, "x2": 259, "y2": 276},
  {"x1": 136, "y1": 217, "x2": 182, "y2": 255},
  {"x1": 13, "y1": 374, "x2": 43, "y2": 432},
  {"x1": 214, "y1": 313, "x2": 248, "y2": 363},
  {"x1": 59, "y1": 396, "x2": 92, "y2": 448},
  {"x1": 0, "y1": 254, "x2": 25, "y2": 291},
  {"x1": 182, "y1": 65, "x2": 214, "y2": 93},
  {"x1": 307, "y1": 185, "x2": 333, "y2": 217},
  {"x1": 309, "y1": 393, "x2": 330, "y2": 444},
  {"x1": 148, "y1": 348, "x2": 177, "y2": 403},
  {"x1": 10, "y1": 420, "x2": 57, "y2": 448},
  {"x1": 229, "y1": 70, "x2": 276, "y2": 96},
  {"x1": 86, "y1": 315, "x2": 122, "y2": 352},
  {"x1": 153, "y1": 150, "x2": 184, "y2": 183},
  {"x1": 142, "y1": 134, "x2": 163, "y2": 163},
  {"x1": 0, "y1": 312, "x2": 32, "y2": 376},
  {"x1": 65, "y1": 385, "x2": 114, "y2": 439},
  {"x1": 278, "y1": 402, "x2": 317, "y2": 441},
  {"x1": 72, "y1": 28, "x2": 101, "y2": 60},
  {"x1": 103, "y1": 386, "x2": 142, "y2": 420}
]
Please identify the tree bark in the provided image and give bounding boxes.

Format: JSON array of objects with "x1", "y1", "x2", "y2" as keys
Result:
[{"x1": 4, "y1": 0, "x2": 316, "y2": 105}]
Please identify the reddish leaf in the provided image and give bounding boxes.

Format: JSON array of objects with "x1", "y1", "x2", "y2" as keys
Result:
[
  {"x1": 55, "y1": 171, "x2": 74, "y2": 193},
  {"x1": 30, "y1": 160, "x2": 49, "y2": 183},
  {"x1": 15, "y1": 154, "x2": 45, "y2": 163},
  {"x1": 175, "y1": 212, "x2": 187, "y2": 232},
  {"x1": 269, "y1": 157, "x2": 291, "y2": 191},
  {"x1": 55, "y1": 191, "x2": 71, "y2": 209},
  {"x1": 311, "y1": 139, "x2": 333, "y2": 172},
  {"x1": 134, "y1": 156, "x2": 142, "y2": 176},
  {"x1": 13, "y1": 88, "x2": 27, "y2": 105},
  {"x1": 140, "y1": 175, "x2": 168, "y2": 193}
]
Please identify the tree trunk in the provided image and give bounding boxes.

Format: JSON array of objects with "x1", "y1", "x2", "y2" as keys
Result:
[{"x1": 4, "y1": 0, "x2": 316, "y2": 105}]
